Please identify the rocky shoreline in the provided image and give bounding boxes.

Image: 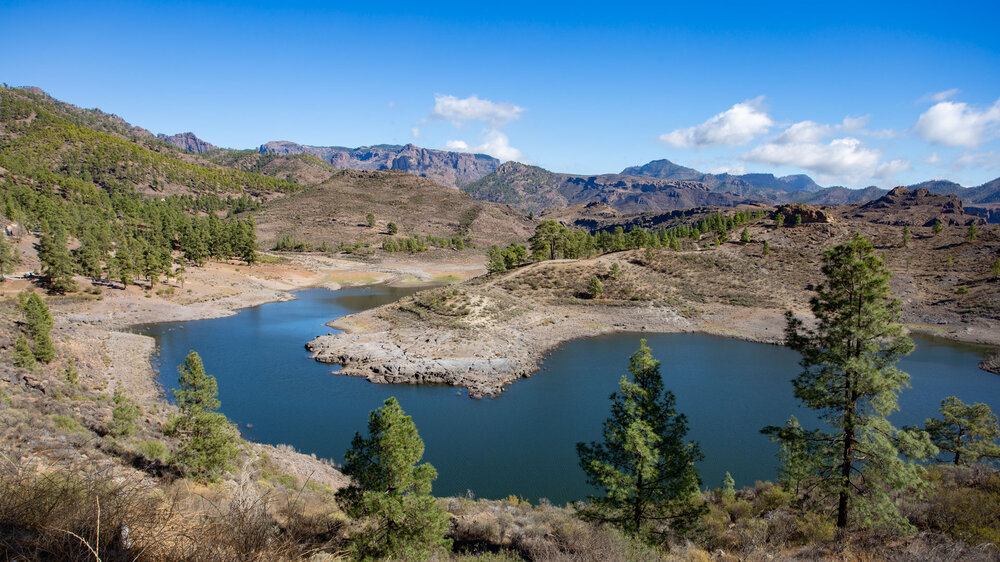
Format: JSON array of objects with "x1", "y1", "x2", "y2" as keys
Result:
[{"x1": 304, "y1": 297, "x2": 794, "y2": 398}]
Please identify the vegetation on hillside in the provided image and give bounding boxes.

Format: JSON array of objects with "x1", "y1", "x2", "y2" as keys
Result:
[{"x1": 1, "y1": 87, "x2": 300, "y2": 195}]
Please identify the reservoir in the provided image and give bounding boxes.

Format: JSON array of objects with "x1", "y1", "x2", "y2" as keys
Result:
[{"x1": 139, "y1": 286, "x2": 1000, "y2": 504}]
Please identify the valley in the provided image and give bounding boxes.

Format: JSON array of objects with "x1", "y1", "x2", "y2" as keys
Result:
[{"x1": 2, "y1": 83, "x2": 1000, "y2": 560}]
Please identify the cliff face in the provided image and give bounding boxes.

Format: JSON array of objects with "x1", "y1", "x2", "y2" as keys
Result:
[
  {"x1": 157, "y1": 132, "x2": 218, "y2": 154},
  {"x1": 258, "y1": 141, "x2": 499, "y2": 188}
]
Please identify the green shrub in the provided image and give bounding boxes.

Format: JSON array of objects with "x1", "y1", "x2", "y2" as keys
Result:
[
  {"x1": 139, "y1": 440, "x2": 171, "y2": 463},
  {"x1": 51, "y1": 414, "x2": 89, "y2": 435},
  {"x1": 794, "y1": 512, "x2": 835, "y2": 544}
]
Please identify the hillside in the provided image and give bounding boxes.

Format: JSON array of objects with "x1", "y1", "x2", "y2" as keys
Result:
[
  {"x1": 254, "y1": 169, "x2": 536, "y2": 251},
  {"x1": 463, "y1": 161, "x2": 763, "y2": 213},
  {"x1": 0, "y1": 86, "x2": 300, "y2": 197},
  {"x1": 206, "y1": 149, "x2": 338, "y2": 186},
  {"x1": 259, "y1": 141, "x2": 499, "y2": 188}
]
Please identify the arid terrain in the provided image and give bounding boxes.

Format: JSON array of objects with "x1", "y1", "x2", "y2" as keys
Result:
[{"x1": 307, "y1": 196, "x2": 1000, "y2": 397}]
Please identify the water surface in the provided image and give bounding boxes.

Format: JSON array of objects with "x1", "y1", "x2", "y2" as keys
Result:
[{"x1": 139, "y1": 287, "x2": 999, "y2": 503}]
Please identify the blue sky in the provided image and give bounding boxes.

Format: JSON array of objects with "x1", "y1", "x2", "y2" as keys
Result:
[{"x1": 2, "y1": 1, "x2": 999, "y2": 187}]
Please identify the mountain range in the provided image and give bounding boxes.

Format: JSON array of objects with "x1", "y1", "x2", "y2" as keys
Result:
[{"x1": 95, "y1": 92, "x2": 1000, "y2": 218}]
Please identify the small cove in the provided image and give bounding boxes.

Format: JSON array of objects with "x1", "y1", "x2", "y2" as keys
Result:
[{"x1": 138, "y1": 286, "x2": 1000, "y2": 504}]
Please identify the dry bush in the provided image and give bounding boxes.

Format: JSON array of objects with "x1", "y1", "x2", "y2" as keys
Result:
[
  {"x1": 904, "y1": 464, "x2": 1000, "y2": 546},
  {"x1": 0, "y1": 452, "x2": 173, "y2": 561},
  {"x1": 448, "y1": 498, "x2": 665, "y2": 561}
]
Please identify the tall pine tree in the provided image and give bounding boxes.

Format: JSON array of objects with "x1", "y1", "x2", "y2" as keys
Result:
[
  {"x1": 169, "y1": 351, "x2": 240, "y2": 482},
  {"x1": 576, "y1": 340, "x2": 704, "y2": 542},
  {"x1": 778, "y1": 233, "x2": 936, "y2": 533}
]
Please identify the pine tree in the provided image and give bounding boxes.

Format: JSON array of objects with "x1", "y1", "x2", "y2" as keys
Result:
[
  {"x1": 588, "y1": 275, "x2": 604, "y2": 299},
  {"x1": 762, "y1": 240, "x2": 771, "y2": 256},
  {"x1": 19, "y1": 292, "x2": 55, "y2": 363},
  {"x1": 721, "y1": 472, "x2": 736, "y2": 501},
  {"x1": 966, "y1": 223, "x2": 978, "y2": 241},
  {"x1": 924, "y1": 397, "x2": 1000, "y2": 465},
  {"x1": 336, "y1": 397, "x2": 451, "y2": 560},
  {"x1": 486, "y1": 245, "x2": 507, "y2": 273},
  {"x1": 774, "y1": 213, "x2": 785, "y2": 227},
  {"x1": 169, "y1": 351, "x2": 239, "y2": 482},
  {"x1": 762, "y1": 415, "x2": 825, "y2": 496},
  {"x1": 902, "y1": 226, "x2": 910, "y2": 248},
  {"x1": 73, "y1": 232, "x2": 104, "y2": 279},
  {"x1": 932, "y1": 220, "x2": 943, "y2": 235},
  {"x1": 576, "y1": 340, "x2": 704, "y2": 542},
  {"x1": 38, "y1": 226, "x2": 77, "y2": 293},
  {"x1": 0, "y1": 234, "x2": 14, "y2": 281},
  {"x1": 13, "y1": 334, "x2": 35, "y2": 370},
  {"x1": 740, "y1": 227, "x2": 751, "y2": 244},
  {"x1": 779, "y1": 233, "x2": 936, "y2": 532},
  {"x1": 387, "y1": 222, "x2": 398, "y2": 235},
  {"x1": 365, "y1": 212, "x2": 376, "y2": 228},
  {"x1": 110, "y1": 386, "x2": 141, "y2": 437}
]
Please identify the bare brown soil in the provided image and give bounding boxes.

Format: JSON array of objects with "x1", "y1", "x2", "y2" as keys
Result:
[{"x1": 254, "y1": 169, "x2": 537, "y2": 250}]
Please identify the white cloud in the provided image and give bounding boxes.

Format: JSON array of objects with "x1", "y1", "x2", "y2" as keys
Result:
[
  {"x1": 430, "y1": 93, "x2": 527, "y2": 162},
  {"x1": 744, "y1": 136, "x2": 908, "y2": 183},
  {"x1": 709, "y1": 163, "x2": 746, "y2": 175},
  {"x1": 431, "y1": 94, "x2": 524, "y2": 127},
  {"x1": 446, "y1": 130, "x2": 525, "y2": 162},
  {"x1": 874, "y1": 159, "x2": 911, "y2": 178},
  {"x1": 773, "y1": 116, "x2": 869, "y2": 145},
  {"x1": 918, "y1": 88, "x2": 961, "y2": 104},
  {"x1": 915, "y1": 98, "x2": 1000, "y2": 147},
  {"x1": 953, "y1": 151, "x2": 1000, "y2": 170},
  {"x1": 924, "y1": 151, "x2": 941, "y2": 164},
  {"x1": 659, "y1": 97, "x2": 772, "y2": 148},
  {"x1": 411, "y1": 127, "x2": 420, "y2": 138}
]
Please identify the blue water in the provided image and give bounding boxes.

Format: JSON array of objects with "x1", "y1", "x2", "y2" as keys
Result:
[{"x1": 138, "y1": 287, "x2": 1000, "y2": 504}]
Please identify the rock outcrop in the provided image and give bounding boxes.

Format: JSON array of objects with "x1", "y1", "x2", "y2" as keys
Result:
[
  {"x1": 157, "y1": 132, "x2": 218, "y2": 154},
  {"x1": 306, "y1": 331, "x2": 532, "y2": 398},
  {"x1": 258, "y1": 142, "x2": 499, "y2": 188},
  {"x1": 774, "y1": 203, "x2": 831, "y2": 224},
  {"x1": 848, "y1": 186, "x2": 983, "y2": 227}
]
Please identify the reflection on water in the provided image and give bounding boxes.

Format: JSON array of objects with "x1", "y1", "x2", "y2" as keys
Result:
[{"x1": 139, "y1": 288, "x2": 999, "y2": 503}]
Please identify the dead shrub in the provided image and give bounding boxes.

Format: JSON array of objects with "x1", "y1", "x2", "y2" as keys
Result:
[{"x1": 0, "y1": 453, "x2": 173, "y2": 561}]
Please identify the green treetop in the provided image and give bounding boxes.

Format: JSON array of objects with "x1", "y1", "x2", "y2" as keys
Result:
[
  {"x1": 777, "y1": 233, "x2": 936, "y2": 533},
  {"x1": 576, "y1": 340, "x2": 704, "y2": 543},
  {"x1": 18, "y1": 291, "x2": 55, "y2": 363},
  {"x1": 38, "y1": 225, "x2": 77, "y2": 293},
  {"x1": 169, "y1": 351, "x2": 239, "y2": 482},
  {"x1": 924, "y1": 396, "x2": 1000, "y2": 465},
  {"x1": 336, "y1": 397, "x2": 451, "y2": 560},
  {"x1": 0, "y1": 235, "x2": 14, "y2": 281}
]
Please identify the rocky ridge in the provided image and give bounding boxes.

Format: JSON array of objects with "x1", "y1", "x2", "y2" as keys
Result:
[
  {"x1": 258, "y1": 141, "x2": 499, "y2": 188},
  {"x1": 157, "y1": 131, "x2": 218, "y2": 154},
  {"x1": 464, "y1": 161, "x2": 764, "y2": 213},
  {"x1": 847, "y1": 186, "x2": 983, "y2": 227}
]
